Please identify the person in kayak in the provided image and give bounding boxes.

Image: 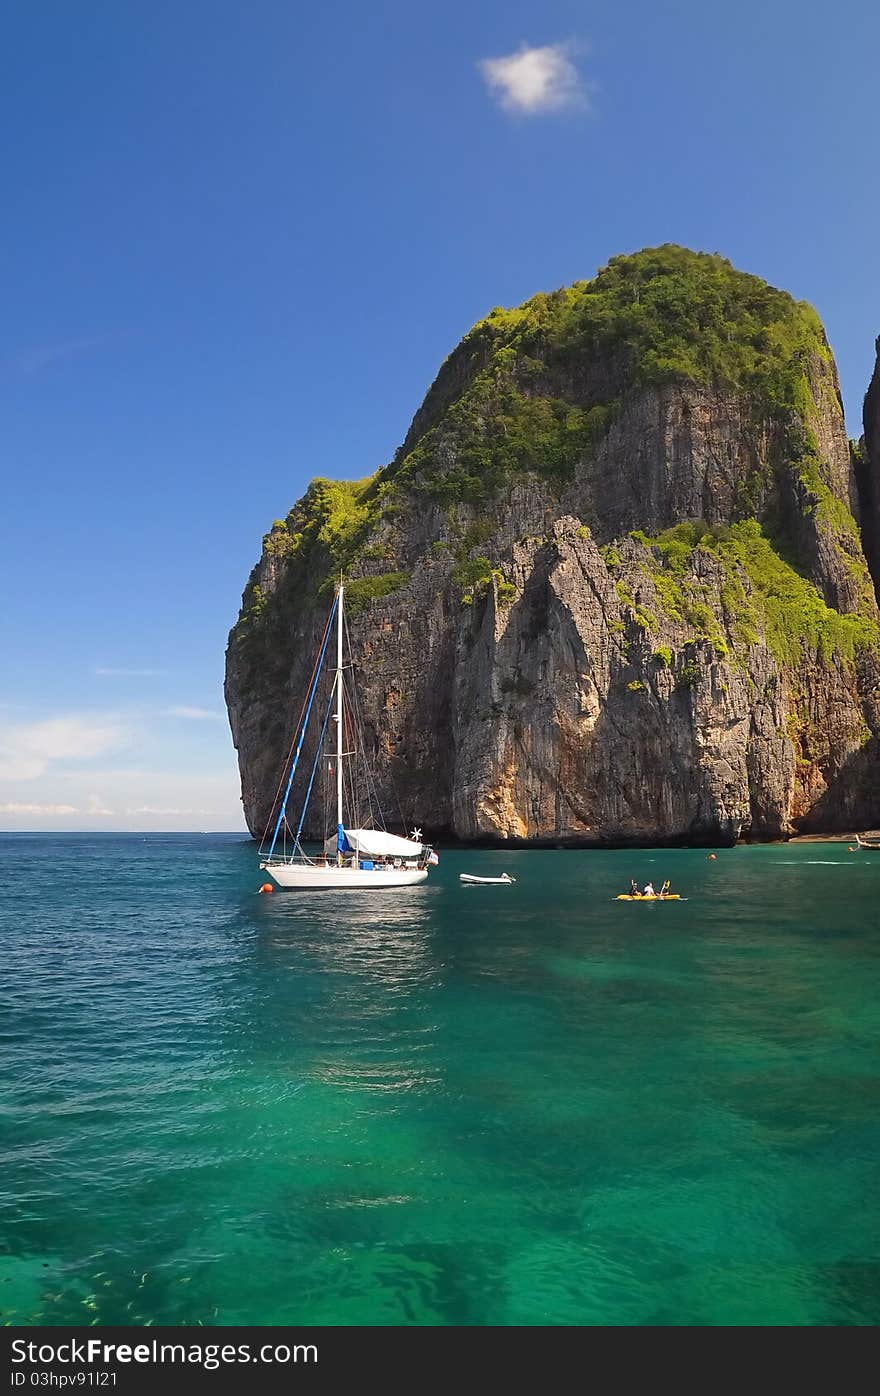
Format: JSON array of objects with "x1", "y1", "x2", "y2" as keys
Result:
[
  {"x1": 630, "y1": 879, "x2": 640, "y2": 897},
  {"x1": 643, "y1": 881, "x2": 655, "y2": 897}
]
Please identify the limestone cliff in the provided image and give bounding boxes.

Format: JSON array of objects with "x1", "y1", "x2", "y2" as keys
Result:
[
  {"x1": 225, "y1": 246, "x2": 880, "y2": 845},
  {"x1": 856, "y1": 337, "x2": 880, "y2": 604}
]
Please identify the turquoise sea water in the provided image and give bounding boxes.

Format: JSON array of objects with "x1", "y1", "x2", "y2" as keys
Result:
[{"x1": 1, "y1": 834, "x2": 879, "y2": 1326}]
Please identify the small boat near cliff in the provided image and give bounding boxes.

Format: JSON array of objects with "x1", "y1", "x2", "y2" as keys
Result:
[
  {"x1": 259, "y1": 582, "x2": 436, "y2": 890},
  {"x1": 459, "y1": 873, "x2": 516, "y2": 885}
]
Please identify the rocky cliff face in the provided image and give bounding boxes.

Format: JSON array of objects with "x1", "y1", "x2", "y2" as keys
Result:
[
  {"x1": 857, "y1": 338, "x2": 880, "y2": 604},
  {"x1": 226, "y1": 246, "x2": 880, "y2": 844}
]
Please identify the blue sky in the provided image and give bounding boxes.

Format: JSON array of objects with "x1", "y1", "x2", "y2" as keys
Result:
[{"x1": 2, "y1": 0, "x2": 878, "y2": 830}]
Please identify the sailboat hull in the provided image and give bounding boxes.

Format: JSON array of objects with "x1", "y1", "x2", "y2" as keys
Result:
[{"x1": 263, "y1": 863, "x2": 428, "y2": 889}]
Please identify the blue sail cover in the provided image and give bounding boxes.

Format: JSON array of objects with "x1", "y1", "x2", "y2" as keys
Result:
[{"x1": 337, "y1": 823, "x2": 353, "y2": 854}]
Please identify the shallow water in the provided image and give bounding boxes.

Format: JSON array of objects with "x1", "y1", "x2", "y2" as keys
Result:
[{"x1": 1, "y1": 834, "x2": 879, "y2": 1325}]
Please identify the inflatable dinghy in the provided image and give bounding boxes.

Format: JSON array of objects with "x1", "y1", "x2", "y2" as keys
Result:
[{"x1": 459, "y1": 873, "x2": 516, "y2": 885}]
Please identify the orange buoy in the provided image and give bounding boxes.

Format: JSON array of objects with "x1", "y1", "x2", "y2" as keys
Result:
[
  {"x1": 708, "y1": 853, "x2": 716, "y2": 860},
  {"x1": 259, "y1": 883, "x2": 274, "y2": 894},
  {"x1": 848, "y1": 846, "x2": 856, "y2": 852}
]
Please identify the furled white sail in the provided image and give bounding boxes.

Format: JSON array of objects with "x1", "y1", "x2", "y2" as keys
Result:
[{"x1": 323, "y1": 828, "x2": 424, "y2": 859}]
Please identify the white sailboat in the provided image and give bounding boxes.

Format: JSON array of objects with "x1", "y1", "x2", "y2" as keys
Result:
[{"x1": 259, "y1": 582, "x2": 434, "y2": 889}]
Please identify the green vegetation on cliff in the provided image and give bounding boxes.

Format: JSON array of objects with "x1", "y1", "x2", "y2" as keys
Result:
[
  {"x1": 234, "y1": 475, "x2": 393, "y2": 637},
  {"x1": 255, "y1": 477, "x2": 376, "y2": 570},
  {"x1": 555, "y1": 245, "x2": 829, "y2": 404},
  {"x1": 632, "y1": 521, "x2": 879, "y2": 667},
  {"x1": 379, "y1": 244, "x2": 831, "y2": 507}
]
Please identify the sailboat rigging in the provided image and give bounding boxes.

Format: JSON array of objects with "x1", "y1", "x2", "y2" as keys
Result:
[{"x1": 259, "y1": 581, "x2": 435, "y2": 889}]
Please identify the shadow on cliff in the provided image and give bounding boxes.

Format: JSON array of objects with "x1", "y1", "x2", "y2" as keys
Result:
[{"x1": 793, "y1": 737, "x2": 880, "y2": 834}]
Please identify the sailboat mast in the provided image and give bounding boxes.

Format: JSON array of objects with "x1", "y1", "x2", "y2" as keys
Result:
[{"x1": 336, "y1": 581, "x2": 344, "y2": 831}]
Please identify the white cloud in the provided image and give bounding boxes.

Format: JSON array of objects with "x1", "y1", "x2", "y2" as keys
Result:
[
  {"x1": 165, "y1": 706, "x2": 223, "y2": 721},
  {"x1": 0, "y1": 715, "x2": 131, "y2": 780},
  {"x1": 0, "y1": 802, "x2": 78, "y2": 816},
  {"x1": 0, "y1": 719, "x2": 245, "y2": 832},
  {"x1": 479, "y1": 41, "x2": 591, "y2": 115}
]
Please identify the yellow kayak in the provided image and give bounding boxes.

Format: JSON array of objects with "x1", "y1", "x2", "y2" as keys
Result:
[{"x1": 615, "y1": 894, "x2": 685, "y2": 901}]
